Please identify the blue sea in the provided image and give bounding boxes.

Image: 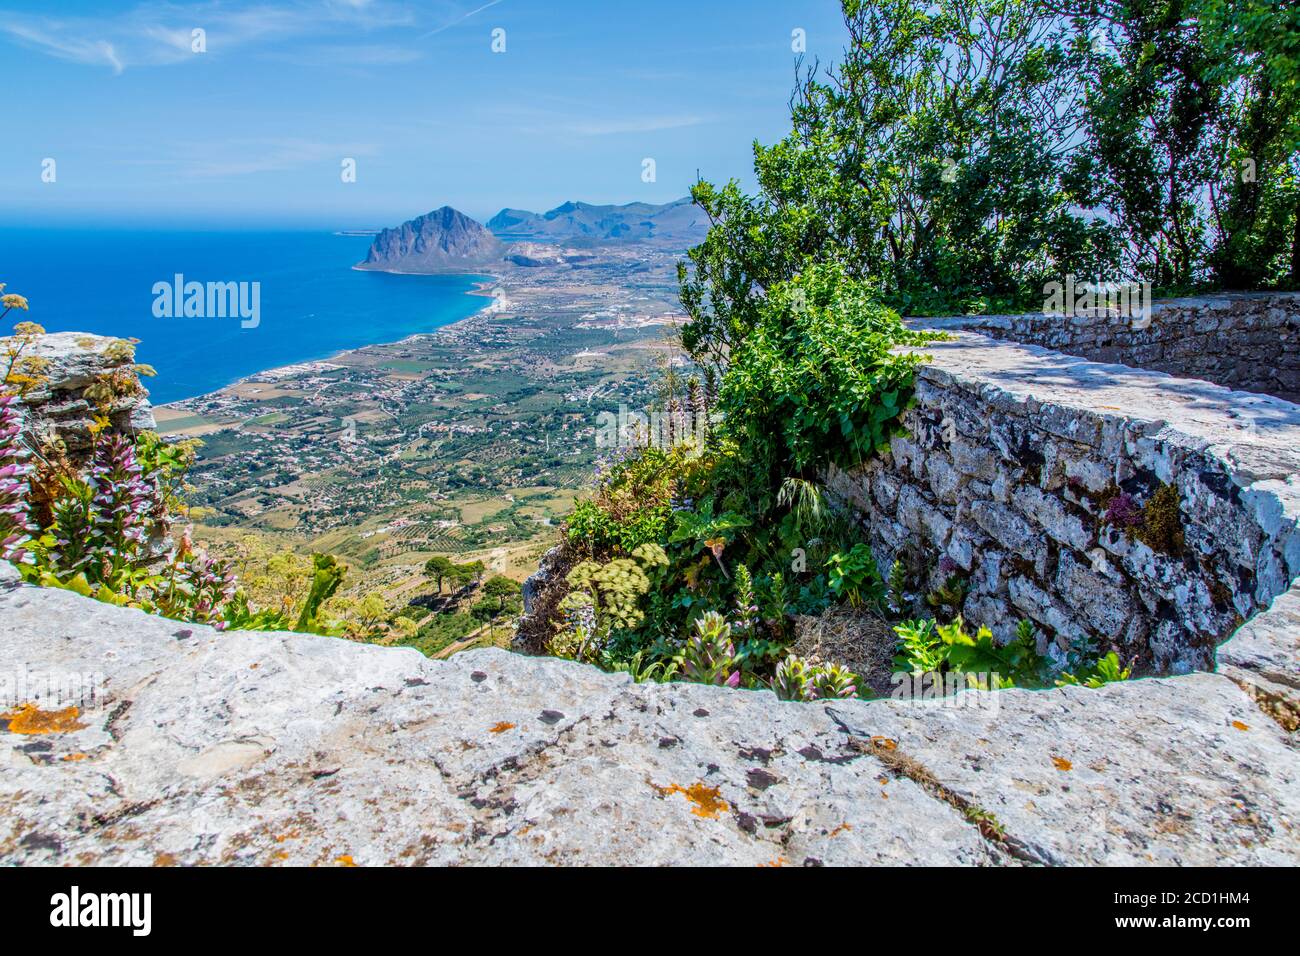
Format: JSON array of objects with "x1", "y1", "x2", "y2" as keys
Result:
[{"x1": 0, "y1": 229, "x2": 490, "y2": 404}]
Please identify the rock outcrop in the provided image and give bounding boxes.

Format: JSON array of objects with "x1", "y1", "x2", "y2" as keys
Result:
[
  {"x1": 1, "y1": 567, "x2": 1296, "y2": 866},
  {"x1": 0, "y1": 331, "x2": 156, "y2": 462}
]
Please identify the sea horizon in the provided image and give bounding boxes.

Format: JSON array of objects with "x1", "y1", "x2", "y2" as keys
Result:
[{"x1": 0, "y1": 226, "x2": 492, "y2": 404}]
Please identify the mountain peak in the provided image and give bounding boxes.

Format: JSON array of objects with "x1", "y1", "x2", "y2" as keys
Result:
[{"x1": 358, "y1": 206, "x2": 504, "y2": 273}]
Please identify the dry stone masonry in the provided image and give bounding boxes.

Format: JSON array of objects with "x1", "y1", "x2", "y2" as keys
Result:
[
  {"x1": 827, "y1": 298, "x2": 1300, "y2": 677},
  {"x1": 925, "y1": 292, "x2": 1300, "y2": 403}
]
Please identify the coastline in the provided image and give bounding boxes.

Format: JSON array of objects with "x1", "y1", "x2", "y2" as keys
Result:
[{"x1": 158, "y1": 270, "x2": 502, "y2": 410}]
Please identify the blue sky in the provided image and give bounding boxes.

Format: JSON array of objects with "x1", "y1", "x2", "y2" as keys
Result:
[{"x1": 1, "y1": 0, "x2": 850, "y2": 228}]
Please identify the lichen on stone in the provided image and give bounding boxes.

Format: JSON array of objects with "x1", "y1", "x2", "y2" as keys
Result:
[
  {"x1": 1, "y1": 702, "x2": 86, "y2": 735},
  {"x1": 1135, "y1": 483, "x2": 1185, "y2": 555}
]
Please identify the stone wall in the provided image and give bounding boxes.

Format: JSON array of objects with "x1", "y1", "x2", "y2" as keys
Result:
[
  {"x1": 921, "y1": 292, "x2": 1300, "y2": 403},
  {"x1": 826, "y1": 331, "x2": 1300, "y2": 675}
]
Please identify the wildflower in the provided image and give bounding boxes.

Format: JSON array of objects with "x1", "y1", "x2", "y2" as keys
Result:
[{"x1": 0, "y1": 392, "x2": 36, "y2": 565}]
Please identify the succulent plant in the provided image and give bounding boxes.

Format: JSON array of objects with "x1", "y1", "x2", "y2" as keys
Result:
[
  {"x1": 772, "y1": 654, "x2": 858, "y2": 701},
  {"x1": 677, "y1": 611, "x2": 740, "y2": 687}
]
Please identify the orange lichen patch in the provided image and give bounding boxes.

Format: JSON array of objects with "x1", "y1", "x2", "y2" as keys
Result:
[
  {"x1": 650, "y1": 782, "x2": 729, "y2": 820},
  {"x1": 829, "y1": 823, "x2": 853, "y2": 838},
  {"x1": 334, "y1": 854, "x2": 358, "y2": 867},
  {"x1": 870, "y1": 736, "x2": 898, "y2": 751},
  {"x1": 1231, "y1": 720, "x2": 1250, "y2": 732},
  {"x1": 758, "y1": 856, "x2": 788, "y2": 867},
  {"x1": 61, "y1": 753, "x2": 90, "y2": 762},
  {"x1": 1051, "y1": 756, "x2": 1073, "y2": 772},
  {"x1": 269, "y1": 850, "x2": 290, "y2": 863},
  {"x1": 1, "y1": 702, "x2": 86, "y2": 735},
  {"x1": 488, "y1": 721, "x2": 516, "y2": 734},
  {"x1": 152, "y1": 852, "x2": 178, "y2": 867}
]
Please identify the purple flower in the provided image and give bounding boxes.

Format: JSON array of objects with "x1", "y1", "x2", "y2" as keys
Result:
[
  {"x1": 0, "y1": 393, "x2": 36, "y2": 566},
  {"x1": 1104, "y1": 492, "x2": 1142, "y2": 528}
]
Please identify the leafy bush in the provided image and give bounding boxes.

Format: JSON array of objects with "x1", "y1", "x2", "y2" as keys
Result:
[
  {"x1": 716, "y1": 265, "x2": 931, "y2": 489},
  {"x1": 894, "y1": 613, "x2": 1132, "y2": 692},
  {"x1": 826, "y1": 543, "x2": 885, "y2": 609},
  {"x1": 1058, "y1": 652, "x2": 1132, "y2": 688}
]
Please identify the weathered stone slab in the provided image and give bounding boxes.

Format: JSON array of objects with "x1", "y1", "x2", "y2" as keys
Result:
[
  {"x1": 2, "y1": 581, "x2": 1296, "y2": 866},
  {"x1": 1218, "y1": 582, "x2": 1300, "y2": 731},
  {"x1": 827, "y1": 673, "x2": 1300, "y2": 866}
]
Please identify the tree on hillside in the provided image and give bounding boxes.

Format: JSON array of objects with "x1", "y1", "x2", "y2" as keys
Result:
[
  {"x1": 424, "y1": 555, "x2": 455, "y2": 593},
  {"x1": 445, "y1": 559, "x2": 485, "y2": 593},
  {"x1": 472, "y1": 575, "x2": 523, "y2": 640}
]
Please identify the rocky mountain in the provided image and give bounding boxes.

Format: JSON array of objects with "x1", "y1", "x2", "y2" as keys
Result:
[
  {"x1": 487, "y1": 197, "x2": 709, "y2": 249},
  {"x1": 358, "y1": 206, "x2": 506, "y2": 273}
]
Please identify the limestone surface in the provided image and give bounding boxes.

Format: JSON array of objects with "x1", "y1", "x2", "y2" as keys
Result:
[{"x1": 2, "y1": 578, "x2": 1296, "y2": 866}]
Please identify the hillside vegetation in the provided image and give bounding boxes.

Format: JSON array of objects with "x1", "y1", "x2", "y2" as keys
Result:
[{"x1": 523, "y1": 0, "x2": 1297, "y2": 698}]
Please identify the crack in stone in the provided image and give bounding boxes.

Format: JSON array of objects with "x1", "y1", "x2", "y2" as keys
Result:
[
  {"x1": 1226, "y1": 675, "x2": 1300, "y2": 734},
  {"x1": 825, "y1": 707, "x2": 1039, "y2": 865}
]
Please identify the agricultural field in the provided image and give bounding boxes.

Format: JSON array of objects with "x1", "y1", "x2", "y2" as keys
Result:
[{"x1": 162, "y1": 248, "x2": 684, "y2": 606}]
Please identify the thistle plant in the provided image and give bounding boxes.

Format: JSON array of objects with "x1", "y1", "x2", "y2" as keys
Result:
[
  {"x1": 0, "y1": 392, "x2": 36, "y2": 566},
  {"x1": 731, "y1": 563, "x2": 759, "y2": 638},
  {"x1": 86, "y1": 435, "x2": 155, "y2": 587},
  {"x1": 677, "y1": 611, "x2": 740, "y2": 687},
  {"x1": 154, "y1": 528, "x2": 238, "y2": 626}
]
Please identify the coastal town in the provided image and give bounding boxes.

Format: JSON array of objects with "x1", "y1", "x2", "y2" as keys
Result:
[{"x1": 154, "y1": 240, "x2": 688, "y2": 592}]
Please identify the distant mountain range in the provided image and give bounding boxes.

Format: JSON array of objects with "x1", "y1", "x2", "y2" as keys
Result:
[
  {"x1": 486, "y1": 198, "x2": 709, "y2": 247},
  {"x1": 357, "y1": 198, "x2": 708, "y2": 273}
]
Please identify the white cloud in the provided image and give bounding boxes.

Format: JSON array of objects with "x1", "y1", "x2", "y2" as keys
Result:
[
  {"x1": 566, "y1": 115, "x2": 708, "y2": 136},
  {"x1": 480, "y1": 105, "x2": 711, "y2": 138},
  {"x1": 0, "y1": 0, "x2": 485, "y2": 73},
  {"x1": 121, "y1": 138, "x2": 380, "y2": 178}
]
